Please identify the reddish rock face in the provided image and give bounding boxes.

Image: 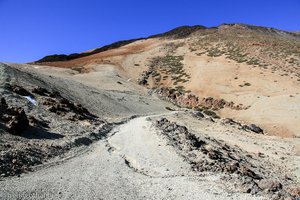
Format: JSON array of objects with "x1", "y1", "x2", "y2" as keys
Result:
[{"x1": 155, "y1": 87, "x2": 245, "y2": 110}]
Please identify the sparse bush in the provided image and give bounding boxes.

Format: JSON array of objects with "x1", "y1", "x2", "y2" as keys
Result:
[
  {"x1": 148, "y1": 55, "x2": 189, "y2": 87},
  {"x1": 194, "y1": 106, "x2": 203, "y2": 112},
  {"x1": 203, "y1": 110, "x2": 220, "y2": 119},
  {"x1": 165, "y1": 107, "x2": 174, "y2": 111}
]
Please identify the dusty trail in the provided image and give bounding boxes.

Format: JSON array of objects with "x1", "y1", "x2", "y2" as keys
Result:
[{"x1": 0, "y1": 115, "x2": 261, "y2": 200}]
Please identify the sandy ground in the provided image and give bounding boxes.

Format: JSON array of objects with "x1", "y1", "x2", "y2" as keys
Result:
[
  {"x1": 0, "y1": 114, "x2": 264, "y2": 200},
  {"x1": 182, "y1": 52, "x2": 300, "y2": 138}
]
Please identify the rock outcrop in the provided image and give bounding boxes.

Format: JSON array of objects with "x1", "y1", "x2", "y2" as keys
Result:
[
  {"x1": 154, "y1": 117, "x2": 298, "y2": 198},
  {"x1": 0, "y1": 97, "x2": 29, "y2": 135},
  {"x1": 155, "y1": 87, "x2": 246, "y2": 110}
]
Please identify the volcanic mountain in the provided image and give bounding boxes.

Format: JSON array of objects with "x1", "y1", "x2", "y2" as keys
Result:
[
  {"x1": 1, "y1": 24, "x2": 300, "y2": 199},
  {"x1": 35, "y1": 23, "x2": 300, "y2": 139}
]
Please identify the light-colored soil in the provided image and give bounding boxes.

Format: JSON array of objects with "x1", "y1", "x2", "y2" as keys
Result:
[
  {"x1": 163, "y1": 112, "x2": 300, "y2": 183},
  {"x1": 1, "y1": 61, "x2": 299, "y2": 199},
  {"x1": 35, "y1": 33, "x2": 300, "y2": 139},
  {"x1": 4, "y1": 62, "x2": 174, "y2": 119},
  {"x1": 181, "y1": 53, "x2": 300, "y2": 138},
  {"x1": 0, "y1": 114, "x2": 265, "y2": 200}
]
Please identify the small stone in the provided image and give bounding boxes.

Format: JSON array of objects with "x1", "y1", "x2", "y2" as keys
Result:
[
  {"x1": 194, "y1": 111, "x2": 204, "y2": 118},
  {"x1": 258, "y1": 152, "x2": 265, "y2": 158}
]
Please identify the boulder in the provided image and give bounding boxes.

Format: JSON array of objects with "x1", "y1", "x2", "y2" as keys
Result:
[
  {"x1": 243, "y1": 124, "x2": 263, "y2": 134},
  {"x1": 194, "y1": 111, "x2": 204, "y2": 118},
  {"x1": 258, "y1": 179, "x2": 282, "y2": 192},
  {"x1": 6, "y1": 108, "x2": 29, "y2": 135},
  {"x1": 32, "y1": 87, "x2": 50, "y2": 96},
  {"x1": 239, "y1": 165, "x2": 261, "y2": 179},
  {"x1": 10, "y1": 85, "x2": 33, "y2": 97},
  {"x1": 224, "y1": 161, "x2": 239, "y2": 173}
]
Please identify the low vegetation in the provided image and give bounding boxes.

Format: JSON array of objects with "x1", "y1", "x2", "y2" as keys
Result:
[
  {"x1": 148, "y1": 54, "x2": 190, "y2": 87},
  {"x1": 189, "y1": 25, "x2": 300, "y2": 76}
]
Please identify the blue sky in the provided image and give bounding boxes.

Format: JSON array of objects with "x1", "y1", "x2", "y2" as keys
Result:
[{"x1": 0, "y1": 0, "x2": 299, "y2": 63}]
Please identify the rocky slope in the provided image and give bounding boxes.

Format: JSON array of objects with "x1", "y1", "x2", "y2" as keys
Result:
[
  {"x1": 0, "y1": 23, "x2": 300, "y2": 199},
  {"x1": 0, "y1": 62, "x2": 173, "y2": 177}
]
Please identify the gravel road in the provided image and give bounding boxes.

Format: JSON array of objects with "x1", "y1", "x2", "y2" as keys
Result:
[{"x1": 0, "y1": 115, "x2": 262, "y2": 200}]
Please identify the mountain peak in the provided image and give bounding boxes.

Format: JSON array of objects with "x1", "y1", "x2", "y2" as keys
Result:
[{"x1": 150, "y1": 25, "x2": 207, "y2": 39}]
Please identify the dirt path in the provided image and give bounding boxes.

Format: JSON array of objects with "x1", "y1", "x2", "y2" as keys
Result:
[{"x1": 0, "y1": 115, "x2": 262, "y2": 200}]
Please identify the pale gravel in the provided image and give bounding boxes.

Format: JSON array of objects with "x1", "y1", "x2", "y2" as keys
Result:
[{"x1": 0, "y1": 115, "x2": 264, "y2": 200}]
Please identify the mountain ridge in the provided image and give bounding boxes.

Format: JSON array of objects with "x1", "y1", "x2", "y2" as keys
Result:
[{"x1": 35, "y1": 23, "x2": 299, "y2": 63}]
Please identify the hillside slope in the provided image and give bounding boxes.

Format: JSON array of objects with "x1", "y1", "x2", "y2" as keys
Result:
[
  {"x1": 1, "y1": 24, "x2": 300, "y2": 199},
  {"x1": 35, "y1": 23, "x2": 300, "y2": 138}
]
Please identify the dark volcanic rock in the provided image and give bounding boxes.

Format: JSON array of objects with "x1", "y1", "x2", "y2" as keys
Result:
[
  {"x1": 6, "y1": 108, "x2": 29, "y2": 135},
  {"x1": 9, "y1": 85, "x2": 34, "y2": 97},
  {"x1": 239, "y1": 165, "x2": 261, "y2": 179},
  {"x1": 0, "y1": 97, "x2": 8, "y2": 111},
  {"x1": 74, "y1": 137, "x2": 93, "y2": 146},
  {"x1": 28, "y1": 116, "x2": 49, "y2": 128},
  {"x1": 193, "y1": 111, "x2": 205, "y2": 118},
  {"x1": 0, "y1": 148, "x2": 44, "y2": 177},
  {"x1": 150, "y1": 25, "x2": 206, "y2": 39},
  {"x1": 155, "y1": 118, "x2": 262, "y2": 179},
  {"x1": 152, "y1": 118, "x2": 296, "y2": 196},
  {"x1": 138, "y1": 70, "x2": 153, "y2": 86},
  {"x1": 32, "y1": 86, "x2": 50, "y2": 96},
  {"x1": 36, "y1": 39, "x2": 141, "y2": 63},
  {"x1": 240, "y1": 180, "x2": 260, "y2": 194},
  {"x1": 42, "y1": 94, "x2": 97, "y2": 120},
  {"x1": 243, "y1": 124, "x2": 263, "y2": 134},
  {"x1": 1, "y1": 97, "x2": 30, "y2": 135}
]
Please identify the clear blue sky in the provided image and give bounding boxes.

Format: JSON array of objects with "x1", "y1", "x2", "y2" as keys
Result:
[{"x1": 0, "y1": 0, "x2": 299, "y2": 63}]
